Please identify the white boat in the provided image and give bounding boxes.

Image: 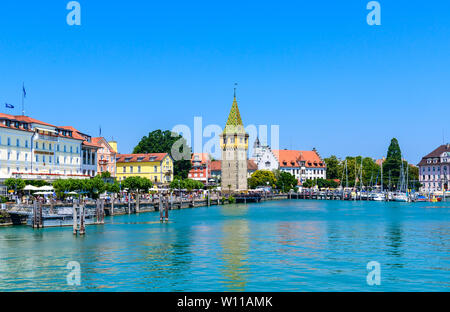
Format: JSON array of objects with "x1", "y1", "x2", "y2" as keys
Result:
[
  {"x1": 372, "y1": 193, "x2": 385, "y2": 201},
  {"x1": 393, "y1": 192, "x2": 409, "y2": 202}
]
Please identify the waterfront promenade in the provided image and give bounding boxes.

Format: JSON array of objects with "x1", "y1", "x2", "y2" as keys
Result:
[{"x1": 0, "y1": 199, "x2": 448, "y2": 291}]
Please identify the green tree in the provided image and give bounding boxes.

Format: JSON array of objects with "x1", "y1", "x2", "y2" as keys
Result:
[
  {"x1": 5, "y1": 178, "x2": 26, "y2": 193},
  {"x1": 99, "y1": 171, "x2": 111, "y2": 178},
  {"x1": 324, "y1": 155, "x2": 341, "y2": 180},
  {"x1": 302, "y1": 179, "x2": 315, "y2": 188},
  {"x1": 247, "y1": 170, "x2": 277, "y2": 189},
  {"x1": 121, "y1": 176, "x2": 153, "y2": 211},
  {"x1": 383, "y1": 138, "x2": 402, "y2": 190},
  {"x1": 133, "y1": 129, "x2": 192, "y2": 179},
  {"x1": 275, "y1": 171, "x2": 298, "y2": 192},
  {"x1": 407, "y1": 164, "x2": 421, "y2": 190},
  {"x1": 106, "y1": 181, "x2": 121, "y2": 194}
]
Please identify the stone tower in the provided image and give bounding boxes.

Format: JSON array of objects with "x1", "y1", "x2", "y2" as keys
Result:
[{"x1": 220, "y1": 94, "x2": 249, "y2": 193}]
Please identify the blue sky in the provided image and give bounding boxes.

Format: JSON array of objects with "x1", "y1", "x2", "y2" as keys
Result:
[{"x1": 0, "y1": 1, "x2": 449, "y2": 164}]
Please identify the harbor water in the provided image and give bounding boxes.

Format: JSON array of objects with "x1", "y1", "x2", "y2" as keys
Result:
[{"x1": 0, "y1": 200, "x2": 449, "y2": 291}]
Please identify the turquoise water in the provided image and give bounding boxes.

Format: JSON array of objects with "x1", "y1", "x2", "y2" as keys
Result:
[{"x1": 0, "y1": 200, "x2": 449, "y2": 291}]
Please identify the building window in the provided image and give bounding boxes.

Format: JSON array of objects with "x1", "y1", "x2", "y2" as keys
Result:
[
  {"x1": 16, "y1": 139, "x2": 19, "y2": 147},
  {"x1": 25, "y1": 140, "x2": 28, "y2": 148},
  {"x1": 57, "y1": 145, "x2": 60, "y2": 152},
  {"x1": 36, "y1": 155, "x2": 39, "y2": 162},
  {"x1": 123, "y1": 167, "x2": 126, "y2": 173},
  {"x1": 49, "y1": 143, "x2": 52, "y2": 150},
  {"x1": 64, "y1": 146, "x2": 66, "y2": 153},
  {"x1": 130, "y1": 166, "x2": 133, "y2": 173},
  {"x1": 138, "y1": 166, "x2": 141, "y2": 173},
  {"x1": 70, "y1": 146, "x2": 73, "y2": 153},
  {"x1": 7, "y1": 138, "x2": 10, "y2": 146},
  {"x1": 42, "y1": 143, "x2": 45, "y2": 150},
  {"x1": 16, "y1": 153, "x2": 19, "y2": 161},
  {"x1": 43, "y1": 156, "x2": 46, "y2": 163},
  {"x1": 154, "y1": 166, "x2": 157, "y2": 172},
  {"x1": 36, "y1": 142, "x2": 38, "y2": 148}
]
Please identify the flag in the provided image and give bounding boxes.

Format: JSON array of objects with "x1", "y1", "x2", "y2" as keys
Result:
[
  {"x1": 22, "y1": 83, "x2": 26, "y2": 98},
  {"x1": 5, "y1": 103, "x2": 14, "y2": 109}
]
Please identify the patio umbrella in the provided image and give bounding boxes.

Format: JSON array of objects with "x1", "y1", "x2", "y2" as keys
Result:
[
  {"x1": 23, "y1": 185, "x2": 39, "y2": 191},
  {"x1": 37, "y1": 185, "x2": 54, "y2": 191}
]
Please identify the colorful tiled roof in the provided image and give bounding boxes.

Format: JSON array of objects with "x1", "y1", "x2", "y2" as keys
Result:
[{"x1": 223, "y1": 97, "x2": 246, "y2": 134}]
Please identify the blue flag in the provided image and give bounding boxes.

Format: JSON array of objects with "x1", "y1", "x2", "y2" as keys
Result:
[
  {"x1": 5, "y1": 103, "x2": 14, "y2": 109},
  {"x1": 23, "y1": 84, "x2": 26, "y2": 98}
]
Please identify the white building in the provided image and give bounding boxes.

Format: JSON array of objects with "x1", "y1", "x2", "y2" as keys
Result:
[
  {"x1": 251, "y1": 137, "x2": 279, "y2": 171},
  {"x1": 417, "y1": 144, "x2": 450, "y2": 192},
  {"x1": 273, "y1": 149, "x2": 327, "y2": 184},
  {"x1": 0, "y1": 113, "x2": 99, "y2": 182}
]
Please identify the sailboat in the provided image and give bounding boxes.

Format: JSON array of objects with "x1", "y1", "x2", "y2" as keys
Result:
[
  {"x1": 393, "y1": 159, "x2": 409, "y2": 202},
  {"x1": 371, "y1": 163, "x2": 385, "y2": 201}
]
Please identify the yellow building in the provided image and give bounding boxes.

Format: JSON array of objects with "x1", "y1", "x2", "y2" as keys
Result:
[{"x1": 116, "y1": 153, "x2": 174, "y2": 185}]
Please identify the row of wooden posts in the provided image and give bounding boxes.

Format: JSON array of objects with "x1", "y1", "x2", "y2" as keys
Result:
[{"x1": 72, "y1": 199, "x2": 105, "y2": 235}]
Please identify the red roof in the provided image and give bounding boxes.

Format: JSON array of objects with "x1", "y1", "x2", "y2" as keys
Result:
[
  {"x1": 116, "y1": 153, "x2": 169, "y2": 163},
  {"x1": 273, "y1": 149, "x2": 325, "y2": 168},
  {"x1": 0, "y1": 113, "x2": 57, "y2": 127},
  {"x1": 59, "y1": 126, "x2": 101, "y2": 148},
  {"x1": 92, "y1": 137, "x2": 116, "y2": 153},
  {"x1": 191, "y1": 153, "x2": 210, "y2": 164}
]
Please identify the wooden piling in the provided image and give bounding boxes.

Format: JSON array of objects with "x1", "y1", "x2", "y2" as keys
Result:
[
  {"x1": 159, "y1": 195, "x2": 163, "y2": 221},
  {"x1": 164, "y1": 197, "x2": 169, "y2": 221},
  {"x1": 79, "y1": 204, "x2": 85, "y2": 235},
  {"x1": 73, "y1": 201, "x2": 78, "y2": 235},
  {"x1": 111, "y1": 195, "x2": 115, "y2": 216},
  {"x1": 101, "y1": 200, "x2": 105, "y2": 223}
]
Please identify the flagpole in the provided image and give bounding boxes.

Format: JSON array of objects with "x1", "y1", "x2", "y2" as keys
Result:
[{"x1": 22, "y1": 82, "x2": 24, "y2": 116}]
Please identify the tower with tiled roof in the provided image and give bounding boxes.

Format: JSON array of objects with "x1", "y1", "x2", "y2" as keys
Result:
[{"x1": 220, "y1": 89, "x2": 249, "y2": 193}]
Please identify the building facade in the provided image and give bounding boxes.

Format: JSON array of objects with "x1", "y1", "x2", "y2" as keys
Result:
[
  {"x1": 188, "y1": 153, "x2": 211, "y2": 184},
  {"x1": 252, "y1": 137, "x2": 279, "y2": 171},
  {"x1": 274, "y1": 149, "x2": 327, "y2": 184},
  {"x1": 211, "y1": 159, "x2": 257, "y2": 183},
  {"x1": 116, "y1": 153, "x2": 174, "y2": 185},
  {"x1": 0, "y1": 113, "x2": 96, "y2": 181},
  {"x1": 59, "y1": 126, "x2": 101, "y2": 177},
  {"x1": 92, "y1": 137, "x2": 117, "y2": 177},
  {"x1": 220, "y1": 95, "x2": 249, "y2": 193},
  {"x1": 417, "y1": 144, "x2": 450, "y2": 192}
]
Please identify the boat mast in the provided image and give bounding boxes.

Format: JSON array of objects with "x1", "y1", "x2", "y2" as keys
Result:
[{"x1": 381, "y1": 161, "x2": 383, "y2": 192}]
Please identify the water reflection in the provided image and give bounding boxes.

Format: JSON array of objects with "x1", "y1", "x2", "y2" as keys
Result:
[{"x1": 219, "y1": 205, "x2": 249, "y2": 291}]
